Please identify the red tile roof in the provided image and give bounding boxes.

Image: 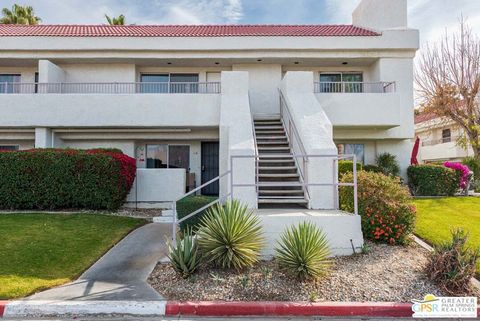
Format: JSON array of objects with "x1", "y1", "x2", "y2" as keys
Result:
[
  {"x1": 415, "y1": 112, "x2": 438, "y2": 124},
  {"x1": 0, "y1": 24, "x2": 380, "y2": 37}
]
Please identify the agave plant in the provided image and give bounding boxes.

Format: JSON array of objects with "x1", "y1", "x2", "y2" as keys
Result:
[
  {"x1": 167, "y1": 227, "x2": 200, "y2": 279},
  {"x1": 275, "y1": 221, "x2": 331, "y2": 280},
  {"x1": 197, "y1": 200, "x2": 264, "y2": 270}
]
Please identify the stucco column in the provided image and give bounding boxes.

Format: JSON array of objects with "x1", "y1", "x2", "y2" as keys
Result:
[
  {"x1": 219, "y1": 71, "x2": 257, "y2": 208},
  {"x1": 34, "y1": 127, "x2": 53, "y2": 148},
  {"x1": 38, "y1": 60, "x2": 65, "y2": 93},
  {"x1": 281, "y1": 72, "x2": 338, "y2": 209}
]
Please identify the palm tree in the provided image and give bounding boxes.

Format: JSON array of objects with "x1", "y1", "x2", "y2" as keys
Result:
[
  {"x1": 0, "y1": 4, "x2": 41, "y2": 25},
  {"x1": 105, "y1": 14, "x2": 125, "y2": 25}
]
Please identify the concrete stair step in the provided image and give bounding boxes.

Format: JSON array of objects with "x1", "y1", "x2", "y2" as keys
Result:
[
  {"x1": 258, "y1": 198, "x2": 308, "y2": 204},
  {"x1": 258, "y1": 146, "x2": 290, "y2": 150},
  {"x1": 256, "y1": 136, "x2": 288, "y2": 140},
  {"x1": 259, "y1": 173, "x2": 299, "y2": 178},
  {"x1": 255, "y1": 126, "x2": 284, "y2": 130},
  {"x1": 258, "y1": 166, "x2": 297, "y2": 170},
  {"x1": 259, "y1": 189, "x2": 305, "y2": 195}
]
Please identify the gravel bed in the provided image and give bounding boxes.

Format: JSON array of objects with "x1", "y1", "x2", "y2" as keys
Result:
[
  {"x1": 148, "y1": 242, "x2": 479, "y2": 302},
  {"x1": 112, "y1": 208, "x2": 164, "y2": 219}
]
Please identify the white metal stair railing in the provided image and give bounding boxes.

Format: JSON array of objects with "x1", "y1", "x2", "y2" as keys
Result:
[
  {"x1": 230, "y1": 153, "x2": 358, "y2": 213},
  {"x1": 170, "y1": 170, "x2": 231, "y2": 246}
]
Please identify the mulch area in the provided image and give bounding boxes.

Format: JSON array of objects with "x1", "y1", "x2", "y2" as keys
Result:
[{"x1": 148, "y1": 242, "x2": 479, "y2": 302}]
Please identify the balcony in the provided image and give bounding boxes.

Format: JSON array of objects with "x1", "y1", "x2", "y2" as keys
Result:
[
  {"x1": 314, "y1": 81, "x2": 401, "y2": 129},
  {"x1": 420, "y1": 139, "x2": 471, "y2": 161},
  {"x1": 0, "y1": 82, "x2": 221, "y2": 128}
]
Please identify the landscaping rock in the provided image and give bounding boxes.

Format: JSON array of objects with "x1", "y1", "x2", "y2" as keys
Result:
[{"x1": 148, "y1": 242, "x2": 480, "y2": 302}]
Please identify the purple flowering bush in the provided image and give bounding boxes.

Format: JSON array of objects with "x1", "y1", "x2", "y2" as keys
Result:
[{"x1": 444, "y1": 161, "x2": 471, "y2": 189}]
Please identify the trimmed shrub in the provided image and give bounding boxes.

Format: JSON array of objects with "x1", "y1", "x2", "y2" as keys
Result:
[
  {"x1": 275, "y1": 221, "x2": 331, "y2": 280},
  {"x1": 407, "y1": 165, "x2": 460, "y2": 196},
  {"x1": 0, "y1": 148, "x2": 136, "y2": 210},
  {"x1": 363, "y1": 164, "x2": 382, "y2": 173},
  {"x1": 376, "y1": 153, "x2": 400, "y2": 177},
  {"x1": 168, "y1": 227, "x2": 201, "y2": 279},
  {"x1": 427, "y1": 229, "x2": 480, "y2": 295},
  {"x1": 177, "y1": 195, "x2": 217, "y2": 232},
  {"x1": 197, "y1": 200, "x2": 264, "y2": 270},
  {"x1": 338, "y1": 160, "x2": 362, "y2": 179},
  {"x1": 340, "y1": 171, "x2": 416, "y2": 245}
]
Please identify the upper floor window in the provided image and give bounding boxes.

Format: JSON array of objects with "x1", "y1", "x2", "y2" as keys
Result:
[
  {"x1": 319, "y1": 72, "x2": 363, "y2": 93},
  {"x1": 442, "y1": 128, "x2": 451, "y2": 143},
  {"x1": 140, "y1": 73, "x2": 199, "y2": 93},
  {"x1": 0, "y1": 74, "x2": 21, "y2": 93}
]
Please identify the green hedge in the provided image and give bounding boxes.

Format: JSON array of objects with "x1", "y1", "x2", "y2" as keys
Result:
[
  {"x1": 338, "y1": 160, "x2": 362, "y2": 179},
  {"x1": 407, "y1": 165, "x2": 460, "y2": 196},
  {"x1": 0, "y1": 149, "x2": 136, "y2": 210},
  {"x1": 177, "y1": 195, "x2": 217, "y2": 232},
  {"x1": 363, "y1": 164, "x2": 382, "y2": 173},
  {"x1": 463, "y1": 157, "x2": 480, "y2": 192}
]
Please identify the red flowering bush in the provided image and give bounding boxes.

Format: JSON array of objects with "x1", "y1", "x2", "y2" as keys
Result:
[
  {"x1": 0, "y1": 148, "x2": 136, "y2": 210},
  {"x1": 340, "y1": 171, "x2": 416, "y2": 245},
  {"x1": 444, "y1": 161, "x2": 470, "y2": 189}
]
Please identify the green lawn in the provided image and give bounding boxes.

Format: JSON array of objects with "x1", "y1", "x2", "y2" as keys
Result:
[
  {"x1": 413, "y1": 197, "x2": 480, "y2": 274},
  {"x1": 0, "y1": 213, "x2": 146, "y2": 299}
]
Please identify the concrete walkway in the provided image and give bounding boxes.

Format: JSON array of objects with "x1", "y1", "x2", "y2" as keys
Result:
[{"x1": 27, "y1": 223, "x2": 170, "y2": 301}]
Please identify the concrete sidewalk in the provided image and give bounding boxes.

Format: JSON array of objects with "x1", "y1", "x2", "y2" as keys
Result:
[{"x1": 26, "y1": 223, "x2": 170, "y2": 301}]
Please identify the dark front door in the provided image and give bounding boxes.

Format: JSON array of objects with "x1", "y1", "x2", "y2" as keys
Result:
[{"x1": 201, "y1": 142, "x2": 219, "y2": 195}]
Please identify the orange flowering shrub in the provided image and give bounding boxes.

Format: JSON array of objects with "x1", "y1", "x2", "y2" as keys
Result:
[{"x1": 340, "y1": 171, "x2": 416, "y2": 245}]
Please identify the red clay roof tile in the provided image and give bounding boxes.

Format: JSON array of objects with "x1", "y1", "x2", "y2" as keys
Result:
[{"x1": 0, "y1": 24, "x2": 380, "y2": 37}]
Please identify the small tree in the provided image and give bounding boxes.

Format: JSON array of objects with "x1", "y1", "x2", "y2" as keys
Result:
[
  {"x1": 105, "y1": 14, "x2": 126, "y2": 25},
  {"x1": 416, "y1": 19, "x2": 480, "y2": 159},
  {"x1": 1, "y1": 4, "x2": 41, "y2": 25}
]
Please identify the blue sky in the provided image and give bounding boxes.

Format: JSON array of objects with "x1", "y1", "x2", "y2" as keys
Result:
[{"x1": 2, "y1": 0, "x2": 480, "y2": 46}]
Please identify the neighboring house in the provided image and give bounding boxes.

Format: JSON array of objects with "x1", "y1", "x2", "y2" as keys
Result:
[
  {"x1": 0, "y1": 0, "x2": 418, "y2": 211},
  {"x1": 415, "y1": 113, "x2": 474, "y2": 163}
]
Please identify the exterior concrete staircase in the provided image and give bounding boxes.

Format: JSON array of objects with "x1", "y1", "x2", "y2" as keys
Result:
[{"x1": 254, "y1": 118, "x2": 308, "y2": 207}]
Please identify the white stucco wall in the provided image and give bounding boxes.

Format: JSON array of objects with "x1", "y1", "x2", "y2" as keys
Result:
[
  {"x1": 0, "y1": 94, "x2": 221, "y2": 127},
  {"x1": 38, "y1": 60, "x2": 65, "y2": 83},
  {"x1": 232, "y1": 64, "x2": 282, "y2": 115},
  {"x1": 59, "y1": 63, "x2": 136, "y2": 83},
  {"x1": 280, "y1": 71, "x2": 337, "y2": 209},
  {"x1": 353, "y1": 0, "x2": 407, "y2": 31},
  {"x1": 219, "y1": 71, "x2": 257, "y2": 208},
  {"x1": 126, "y1": 168, "x2": 186, "y2": 204}
]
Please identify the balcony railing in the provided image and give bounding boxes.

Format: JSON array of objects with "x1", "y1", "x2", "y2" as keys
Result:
[
  {"x1": 0, "y1": 82, "x2": 221, "y2": 94},
  {"x1": 421, "y1": 138, "x2": 454, "y2": 146},
  {"x1": 314, "y1": 81, "x2": 396, "y2": 93}
]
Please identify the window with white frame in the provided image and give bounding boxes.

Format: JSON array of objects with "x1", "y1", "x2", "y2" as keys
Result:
[
  {"x1": 140, "y1": 73, "x2": 199, "y2": 93},
  {"x1": 442, "y1": 128, "x2": 451, "y2": 143},
  {"x1": 146, "y1": 144, "x2": 190, "y2": 170},
  {"x1": 319, "y1": 72, "x2": 363, "y2": 93},
  {"x1": 0, "y1": 74, "x2": 21, "y2": 93},
  {"x1": 337, "y1": 143, "x2": 365, "y2": 164}
]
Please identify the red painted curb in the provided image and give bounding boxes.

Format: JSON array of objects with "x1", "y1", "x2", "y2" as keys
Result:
[
  {"x1": 166, "y1": 301, "x2": 414, "y2": 317},
  {"x1": 0, "y1": 301, "x2": 7, "y2": 318}
]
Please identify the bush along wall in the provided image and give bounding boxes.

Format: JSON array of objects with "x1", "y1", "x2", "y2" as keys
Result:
[
  {"x1": 340, "y1": 171, "x2": 416, "y2": 245},
  {"x1": 338, "y1": 160, "x2": 362, "y2": 179},
  {"x1": 407, "y1": 165, "x2": 461, "y2": 196},
  {"x1": 0, "y1": 148, "x2": 136, "y2": 210}
]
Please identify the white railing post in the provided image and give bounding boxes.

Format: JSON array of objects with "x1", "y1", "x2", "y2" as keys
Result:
[
  {"x1": 172, "y1": 200, "x2": 177, "y2": 246},
  {"x1": 353, "y1": 154, "x2": 358, "y2": 215}
]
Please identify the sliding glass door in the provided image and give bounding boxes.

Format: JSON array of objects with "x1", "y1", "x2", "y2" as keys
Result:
[{"x1": 140, "y1": 73, "x2": 199, "y2": 93}]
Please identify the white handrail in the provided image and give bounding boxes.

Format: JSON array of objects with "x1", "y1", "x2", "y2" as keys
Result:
[{"x1": 0, "y1": 82, "x2": 221, "y2": 94}]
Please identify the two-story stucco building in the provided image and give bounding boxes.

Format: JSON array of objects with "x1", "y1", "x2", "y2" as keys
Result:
[
  {"x1": 0, "y1": 0, "x2": 418, "y2": 254},
  {"x1": 415, "y1": 113, "x2": 475, "y2": 163}
]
